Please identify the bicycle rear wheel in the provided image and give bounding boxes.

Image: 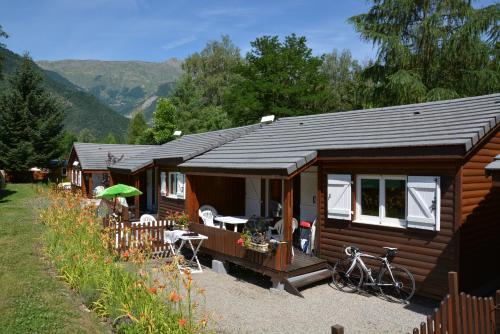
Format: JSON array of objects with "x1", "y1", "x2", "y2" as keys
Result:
[
  {"x1": 332, "y1": 259, "x2": 363, "y2": 293},
  {"x1": 378, "y1": 265, "x2": 415, "y2": 303}
]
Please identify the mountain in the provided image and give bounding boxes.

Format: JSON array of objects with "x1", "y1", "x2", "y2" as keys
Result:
[
  {"x1": 36, "y1": 59, "x2": 183, "y2": 120},
  {"x1": 0, "y1": 47, "x2": 129, "y2": 140}
]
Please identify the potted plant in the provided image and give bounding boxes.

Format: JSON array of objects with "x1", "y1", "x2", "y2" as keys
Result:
[
  {"x1": 236, "y1": 217, "x2": 270, "y2": 253},
  {"x1": 166, "y1": 210, "x2": 190, "y2": 231}
]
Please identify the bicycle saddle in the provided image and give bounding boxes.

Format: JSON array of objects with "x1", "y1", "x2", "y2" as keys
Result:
[{"x1": 383, "y1": 247, "x2": 397, "y2": 251}]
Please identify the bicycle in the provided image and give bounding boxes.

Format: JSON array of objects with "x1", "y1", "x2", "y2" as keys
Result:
[{"x1": 332, "y1": 245, "x2": 415, "y2": 303}]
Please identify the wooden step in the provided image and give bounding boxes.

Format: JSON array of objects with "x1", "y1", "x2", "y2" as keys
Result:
[{"x1": 284, "y1": 268, "x2": 333, "y2": 297}]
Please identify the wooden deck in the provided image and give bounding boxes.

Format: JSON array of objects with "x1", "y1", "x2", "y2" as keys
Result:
[{"x1": 285, "y1": 251, "x2": 329, "y2": 276}]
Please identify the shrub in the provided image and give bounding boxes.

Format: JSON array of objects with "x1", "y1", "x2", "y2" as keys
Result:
[{"x1": 39, "y1": 190, "x2": 209, "y2": 333}]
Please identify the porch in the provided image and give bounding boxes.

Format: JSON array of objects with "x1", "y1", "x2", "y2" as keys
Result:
[{"x1": 184, "y1": 165, "x2": 331, "y2": 295}]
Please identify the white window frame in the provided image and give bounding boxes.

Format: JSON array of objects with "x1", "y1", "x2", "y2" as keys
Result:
[
  {"x1": 167, "y1": 172, "x2": 185, "y2": 199},
  {"x1": 160, "y1": 172, "x2": 167, "y2": 196},
  {"x1": 355, "y1": 174, "x2": 407, "y2": 228}
]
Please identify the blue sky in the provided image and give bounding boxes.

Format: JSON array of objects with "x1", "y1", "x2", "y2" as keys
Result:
[{"x1": 0, "y1": 0, "x2": 496, "y2": 62}]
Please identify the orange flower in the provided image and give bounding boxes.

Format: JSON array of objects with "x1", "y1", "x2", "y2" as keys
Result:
[
  {"x1": 199, "y1": 318, "x2": 207, "y2": 327},
  {"x1": 149, "y1": 287, "x2": 157, "y2": 295},
  {"x1": 169, "y1": 290, "x2": 181, "y2": 303},
  {"x1": 178, "y1": 318, "x2": 187, "y2": 327},
  {"x1": 122, "y1": 250, "x2": 129, "y2": 258}
]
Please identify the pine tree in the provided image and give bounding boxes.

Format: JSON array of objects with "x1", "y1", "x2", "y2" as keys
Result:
[
  {"x1": 349, "y1": 0, "x2": 499, "y2": 106},
  {"x1": 78, "y1": 128, "x2": 96, "y2": 143},
  {"x1": 0, "y1": 25, "x2": 8, "y2": 79},
  {"x1": 104, "y1": 133, "x2": 118, "y2": 144},
  {"x1": 127, "y1": 111, "x2": 148, "y2": 144},
  {"x1": 0, "y1": 54, "x2": 64, "y2": 174}
]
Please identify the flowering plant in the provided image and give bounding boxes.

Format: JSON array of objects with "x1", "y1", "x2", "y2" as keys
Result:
[
  {"x1": 237, "y1": 231, "x2": 252, "y2": 248},
  {"x1": 166, "y1": 210, "x2": 190, "y2": 227}
]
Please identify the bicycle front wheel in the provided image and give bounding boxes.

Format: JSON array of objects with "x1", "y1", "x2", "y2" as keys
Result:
[
  {"x1": 332, "y1": 259, "x2": 363, "y2": 293},
  {"x1": 378, "y1": 265, "x2": 415, "y2": 303}
]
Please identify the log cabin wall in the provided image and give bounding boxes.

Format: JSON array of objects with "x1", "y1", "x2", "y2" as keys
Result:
[
  {"x1": 459, "y1": 128, "x2": 500, "y2": 291},
  {"x1": 157, "y1": 167, "x2": 185, "y2": 220},
  {"x1": 317, "y1": 159, "x2": 460, "y2": 299},
  {"x1": 186, "y1": 174, "x2": 245, "y2": 224}
]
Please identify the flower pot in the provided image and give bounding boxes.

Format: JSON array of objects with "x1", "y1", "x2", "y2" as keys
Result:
[{"x1": 247, "y1": 242, "x2": 269, "y2": 253}]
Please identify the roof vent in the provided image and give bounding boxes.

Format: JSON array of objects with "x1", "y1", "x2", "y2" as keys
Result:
[
  {"x1": 260, "y1": 115, "x2": 275, "y2": 123},
  {"x1": 173, "y1": 130, "x2": 182, "y2": 137},
  {"x1": 413, "y1": 111, "x2": 421, "y2": 115}
]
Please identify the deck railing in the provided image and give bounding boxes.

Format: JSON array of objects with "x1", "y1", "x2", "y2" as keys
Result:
[
  {"x1": 189, "y1": 223, "x2": 288, "y2": 272},
  {"x1": 104, "y1": 218, "x2": 175, "y2": 257}
]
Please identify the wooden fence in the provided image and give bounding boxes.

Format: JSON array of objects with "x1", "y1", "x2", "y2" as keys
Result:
[
  {"x1": 413, "y1": 271, "x2": 498, "y2": 334},
  {"x1": 331, "y1": 271, "x2": 499, "y2": 334},
  {"x1": 104, "y1": 218, "x2": 176, "y2": 257}
]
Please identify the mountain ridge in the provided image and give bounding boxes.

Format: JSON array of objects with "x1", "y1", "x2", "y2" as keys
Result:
[
  {"x1": 36, "y1": 58, "x2": 183, "y2": 120},
  {"x1": 1, "y1": 47, "x2": 130, "y2": 140}
]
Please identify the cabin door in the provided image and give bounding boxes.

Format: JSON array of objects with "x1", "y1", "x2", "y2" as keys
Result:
[
  {"x1": 245, "y1": 178, "x2": 261, "y2": 217},
  {"x1": 300, "y1": 166, "x2": 318, "y2": 222},
  {"x1": 146, "y1": 169, "x2": 153, "y2": 212}
]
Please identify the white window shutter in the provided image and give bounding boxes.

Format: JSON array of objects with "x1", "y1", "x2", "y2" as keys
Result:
[
  {"x1": 327, "y1": 174, "x2": 352, "y2": 220},
  {"x1": 177, "y1": 173, "x2": 186, "y2": 198},
  {"x1": 407, "y1": 176, "x2": 440, "y2": 231},
  {"x1": 160, "y1": 172, "x2": 167, "y2": 196}
]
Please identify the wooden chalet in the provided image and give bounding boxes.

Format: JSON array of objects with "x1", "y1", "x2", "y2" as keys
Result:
[
  {"x1": 68, "y1": 143, "x2": 155, "y2": 197},
  {"x1": 107, "y1": 125, "x2": 260, "y2": 219},
  {"x1": 177, "y1": 94, "x2": 500, "y2": 298}
]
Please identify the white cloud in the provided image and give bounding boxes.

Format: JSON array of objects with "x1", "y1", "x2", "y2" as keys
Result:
[{"x1": 161, "y1": 35, "x2": 197, "y2": 51}]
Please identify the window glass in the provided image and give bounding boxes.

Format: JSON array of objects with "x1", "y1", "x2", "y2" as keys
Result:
[
  {"x1": 385, "y1": 179, "x2": 406, "y2": 219},
  {"x1": 360, "y1": 178, "x2": 379, "y2": 216}
]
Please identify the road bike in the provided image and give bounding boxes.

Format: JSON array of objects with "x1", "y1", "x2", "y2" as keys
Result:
[{"x1": 332, "y1": 245, "x2": 415, "y2": 303}]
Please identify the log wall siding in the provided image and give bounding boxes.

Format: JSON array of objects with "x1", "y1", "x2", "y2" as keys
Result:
[
  {"x1": 317, "y1": 160, "x2": 460, "y2": 298},
  {"x1": 460, "y1": 129, "x2": 500, "y2": 291},
  {"x1": 157, "y1": 167, "x2": 185, "y2": 220}
]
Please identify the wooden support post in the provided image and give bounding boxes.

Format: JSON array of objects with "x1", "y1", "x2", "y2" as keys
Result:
[
  {"x1": 185, "y1": 175, "x2": 198, "y2": 223},
  {"x1": 88, "y1": 173, "x2": 93, "y2": 197},
  {"x1": 283, "y1": 178, "x2": 293, "y2": 264},
  {"x1": 496, "y1": 291, "x2": 500, "y2": 332},
  {"x1": 134, "y1": 176, "x2": 140, "y2": 218},
  {"x1": 448, "y1": 271, "x2": 461, "y2": 334},
  {"x1": 331, "y1": 324, "x2": 344, "y2": 334}
]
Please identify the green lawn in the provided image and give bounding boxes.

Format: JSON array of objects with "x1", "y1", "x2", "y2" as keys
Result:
[{"x1": 0, "y1": 184, "x2": 109, "y2": 334}]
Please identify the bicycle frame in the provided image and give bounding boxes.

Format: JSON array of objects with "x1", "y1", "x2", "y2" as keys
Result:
[{"x1": 345, "y1": 249, "x2": 398, "y2": 287}]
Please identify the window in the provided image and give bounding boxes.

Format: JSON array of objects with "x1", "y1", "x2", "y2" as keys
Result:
[
  {"x1": 167, "y1": 172, "x2": 185, "y2": 199},
  {"x1": 355, "y1": 175, "x2": 440, "y2": 230},
  {"x1": 356, "y1": 175, "x2": 407, "y2": 228},
  {"x1": 61, "y1": 167, "x2": 67, "y2": 177}
]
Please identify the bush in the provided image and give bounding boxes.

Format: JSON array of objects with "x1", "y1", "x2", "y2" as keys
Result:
[{"x1": 39, "y1": 190, "x2": 209, "y2": 333}]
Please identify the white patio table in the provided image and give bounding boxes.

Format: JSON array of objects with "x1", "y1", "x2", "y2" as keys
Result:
[
  {"x1": 164, "y1": 230, "x2": 208, "y2": 274},
  {"x1": 214, "y1": 216, "x2": 248, "y2": 232}
]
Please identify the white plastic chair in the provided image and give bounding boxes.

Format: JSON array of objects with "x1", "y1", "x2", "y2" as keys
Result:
[
  {"x1": 139, "y1": 214, "x2": 157, "y2": 226},
  {"x1": 93, "y1": 185, "x2": 105, "y2": 197},
  {"x1": 270, "y1": 218, "x2": 299, "y2": 256},
  {"x1": 198, "y1": 205, "x2": 219, "y2": 228}
]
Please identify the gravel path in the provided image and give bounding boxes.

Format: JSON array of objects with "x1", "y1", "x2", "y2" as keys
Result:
[{"x1": 192, "y1": 267, "x2": 434, "y2": 334}]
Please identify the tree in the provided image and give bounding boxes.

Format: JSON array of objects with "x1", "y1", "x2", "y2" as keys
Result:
[
  {"x1": 59, "y1": 131, "x2": 77, "y2": 158},
  {"x1": 0, "y1": 25, "x2": 8, "y2": 79},
  {"x1": 0, "y1": 54, "x2": 64, "y2": 174},
  {"x1": 127, "y1": 111, "x2": 148, "y2": 144},
  {"x1": 137, "y1": 98, "x2": 177, "y2": 145},
  {"x1": 151, "y1": 98, "x2": 176, "y2": 144},
  {"x1": 321, "y1": 49, "x2": 366, "y2": 111},
  {"x1": 224, "y1": 34, "x2": 334, "y2": 125},
  {"x1": 78, "y1": 128, "x2": 96, "y2": 143},
  {"x1": 349, "y1": 0, "x2": 499, "y2": 106},
  {"x1": 104, "y1": 132, "x2": 117, "y2": 144},
  {"x1": 171, "y1": 36, "x2": 241, "y2": 133}
]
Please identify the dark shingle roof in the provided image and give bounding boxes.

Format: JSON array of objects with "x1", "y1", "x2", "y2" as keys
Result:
[
  {"x1": 71, "y1": 143, "x2": 156, "y2": 170},
  {"x1": 109, "y1": 124, "x2": 261, "y2": 173},
  {"x1": 485, "y1": 155, "x2": 500, "y2": 172},
  {"x1": 179, "y1": 94, "x2": 500, "y2": 176}
]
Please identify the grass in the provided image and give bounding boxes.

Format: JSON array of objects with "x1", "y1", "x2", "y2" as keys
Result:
[{"x1": 0, "y1": 183, "x2": 108, "y2": 334}]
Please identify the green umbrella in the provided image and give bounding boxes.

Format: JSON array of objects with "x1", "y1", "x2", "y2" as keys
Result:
[{"x1": 96, "y1": 184, "x2": 142, "y2": 199}]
